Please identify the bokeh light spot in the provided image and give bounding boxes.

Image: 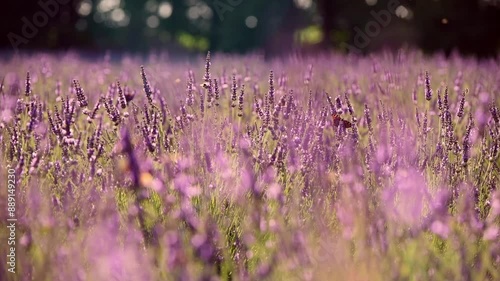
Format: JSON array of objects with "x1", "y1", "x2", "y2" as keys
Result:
[
  {"x1": 186, "y1": 3, "x2": 212, "y2": 20},
  {"x1": 294, "y1": 0, "x2": 312, "y2": 9},
  {"x1": 158, "y1": 2, "x2": 173, "y2": 19},
  {"x1": 245, "y1": 16, "x2": 258, "y2": 29},
  {"x1": 147, "y1": 15, "x2": 160, "y2": 28},
  {"x1": 296, "y1": 25, "x2": 324, "y2": 45},
  {"x1": 145, "y1": 0, "x2": 158, "y2": 13},
  {"x1": 97, "y1": 0, "x2": 120, "y2": 13},
  {"x1": 78, "y1": 0, "x2": 93, "y2": 16},
  {"x1": 187, "y1": 6, "x2": 199, "y2": 20},
  {"x1": 395, "y1": 5, "x2": 410, "y2": 19},
  {"x1": 111, "y1": 8, "x2": 125, "y2": 22}
]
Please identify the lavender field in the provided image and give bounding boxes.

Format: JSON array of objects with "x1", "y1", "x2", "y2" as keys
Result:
[{"x1": 0, "y1": 50, "x2": 499, "y2": 281}]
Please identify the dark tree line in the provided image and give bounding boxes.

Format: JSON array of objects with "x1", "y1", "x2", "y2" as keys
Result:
[
  {"x1": 318, "y1": 0, "x2": 500, "y2": 57},
  {"x1": 1, "y1": 0, "x2": 499, "y2": 57}
]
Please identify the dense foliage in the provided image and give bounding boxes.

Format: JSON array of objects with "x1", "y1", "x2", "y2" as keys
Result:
[{"x1": 0, "y1": 50, "x2": 499, "y2": 280}]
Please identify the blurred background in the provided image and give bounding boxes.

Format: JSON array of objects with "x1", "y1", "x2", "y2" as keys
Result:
[{"x1": 1, "y1": 0, "x2": 500, "y2": 58}]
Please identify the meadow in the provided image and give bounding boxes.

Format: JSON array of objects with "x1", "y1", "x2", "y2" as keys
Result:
[{"x1": 0, "y1": 50, "x2": 499, "y2": 281}]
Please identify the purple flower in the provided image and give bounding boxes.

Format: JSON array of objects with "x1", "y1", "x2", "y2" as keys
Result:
[
  {"x1": 425, "y1": 71, "x2": 432, "y2": 101},
  {"x1": 140, "y1": 66, "x2": 154, "y2": 105},
  {"x1": 25, "y1": 71, "x2": 32, "y2": 97}
]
